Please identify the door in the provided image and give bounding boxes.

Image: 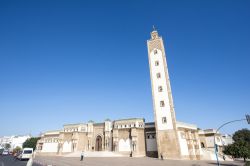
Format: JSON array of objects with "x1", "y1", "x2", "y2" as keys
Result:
[{"x1": 95, "y1": 136, "x2": 102, "y2": 151}]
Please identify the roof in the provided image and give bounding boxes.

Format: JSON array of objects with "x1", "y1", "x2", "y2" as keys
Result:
[
  {"x1": 114, "y1": 118, "x2": 145, "y2": 122},
  {"x1": 63, "y1": 123, "x2": 85, "y2": 127},
  {"x1": 93, "y1": 123, "x2": 105, "y2": 126},
  {"x1": 176, "y1": 121, "x2": 197, "y2": 130},
  {"x1": 145, "y1": 122, "x2": 155, "y2": 128},
  {"x1": 44, "y1": 130, "x2": 61, "y2": 135}
]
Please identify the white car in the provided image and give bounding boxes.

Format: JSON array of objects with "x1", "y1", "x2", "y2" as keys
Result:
[
  {"x1": 2, "y1": 150, "x2": 9, "y2": 155},
  {"x1": 17, "y1": 148, "x2": 33, "y2": 160}
]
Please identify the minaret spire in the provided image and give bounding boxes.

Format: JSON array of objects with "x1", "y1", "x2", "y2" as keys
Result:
[{"x1": 151, "y1": 26, "x2": 159, "y2": 40}]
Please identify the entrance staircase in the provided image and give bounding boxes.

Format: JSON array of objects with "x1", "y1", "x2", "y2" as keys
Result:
[{"x1": 64, "y1": 151, "x2": 130, "y2": 157}]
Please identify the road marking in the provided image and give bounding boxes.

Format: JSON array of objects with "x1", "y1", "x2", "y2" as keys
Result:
[{"x1": 1, "y1": 161, "x2": 4, "y2": 166}]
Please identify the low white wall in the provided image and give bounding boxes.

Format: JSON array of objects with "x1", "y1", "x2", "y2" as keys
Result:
[
  {"x1": 41, "y1": 143, "x2": 58, "y2": 153},
  {"x1": 62, "y1": 141, "x2": 72, "y2": 152},
  {"x1": 178, "y1": 131, "x2": 189, "y2": 156},
  {"x1": 118, "y1": 139, "x2": 131, "y2": 152}
]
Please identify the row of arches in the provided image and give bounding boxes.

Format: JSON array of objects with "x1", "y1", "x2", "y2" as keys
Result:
[{"x1": 95, "y1": 135, "x2": 132, "y2": 152}]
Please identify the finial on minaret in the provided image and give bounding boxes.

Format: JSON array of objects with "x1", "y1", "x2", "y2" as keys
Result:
[{"x1": 153, "y1": 25, "x2": 156, "y2": 31}]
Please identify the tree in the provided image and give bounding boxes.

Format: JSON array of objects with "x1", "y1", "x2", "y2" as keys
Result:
[
  {"x1": 233, "y1": 129, "x2": 250, "y2": 143},
  {"x1": 4, "y1": 143, "x2": 11, "y2": 150},
  {"x1": 223, "y1": 128, "x2": 250, "y2": 162},
  {"x1": 22, "y1": 137, "x2": 40, "y2": 150},
  {"x1": 13, "y1": 146, "x2": 22, "y2": 154}
]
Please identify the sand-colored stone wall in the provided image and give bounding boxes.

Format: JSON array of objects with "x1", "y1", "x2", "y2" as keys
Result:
[{"x1": 157, "y1": 130, "x2": 180, "y2": 159}]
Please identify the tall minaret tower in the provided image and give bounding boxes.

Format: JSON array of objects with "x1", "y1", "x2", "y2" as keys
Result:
[{"x1": 147, "y1": 28, "x2": 180, "y2": 159}]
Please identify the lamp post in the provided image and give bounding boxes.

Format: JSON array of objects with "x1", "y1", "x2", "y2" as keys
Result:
[{"x1": 214, "y1": 115, "x2": 249, "y2": 166}]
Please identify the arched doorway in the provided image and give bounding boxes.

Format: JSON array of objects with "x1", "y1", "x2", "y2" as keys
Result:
[{"x1": 95, "y1": 135, "x2": 102, "y2": 151}]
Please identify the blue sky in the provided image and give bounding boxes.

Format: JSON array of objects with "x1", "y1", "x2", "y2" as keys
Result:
[{"x1": 0, "y1": 0, "x2": 249, "y2": 136}]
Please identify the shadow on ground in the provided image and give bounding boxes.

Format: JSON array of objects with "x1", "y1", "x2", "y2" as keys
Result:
[{"x1": 207, "y1": 162, "x2": 243, "y2": 166}]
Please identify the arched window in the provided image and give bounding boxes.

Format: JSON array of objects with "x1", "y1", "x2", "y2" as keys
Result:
[
  {"x1": 154, "y1": 49, "x2": 158, "y2": 55},
  {"x1": 156, "y1": 73, "x2": 161, "y2": 78}
]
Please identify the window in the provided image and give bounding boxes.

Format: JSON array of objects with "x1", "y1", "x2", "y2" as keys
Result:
[
  {"x1": 155, "y1": 61, "x2": 159, "y2": 66},
  {"x1": 201, "y1": 142, "x2": 205, "y2": 148},
  {"x1": 154, "y1": 49, "x2": 158, "y2": 55},
  {"x1": 156, "y1": 73, "x2": 161, "y2": 78},
  {"x1": 162, "y1": 117, "x2": 167, "y2": 123},
  {"x1": 23, "y1": 150, "x2": 33, "y2": 154},
  {"x1": 158, "y1": 86, "x2": 163, "y2": 92},
  {"x1": 160, "y1": 101, "x2": 165, "y2": 107}
]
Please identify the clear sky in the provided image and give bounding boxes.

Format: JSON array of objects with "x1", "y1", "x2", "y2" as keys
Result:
[{"x1": 0, "y1": 0, "x2": 249, "y2": 137}]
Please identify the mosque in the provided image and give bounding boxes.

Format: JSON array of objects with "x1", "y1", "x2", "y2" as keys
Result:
[{"x1": 36, "y1": 29, "x2": 225, "y2": 160}]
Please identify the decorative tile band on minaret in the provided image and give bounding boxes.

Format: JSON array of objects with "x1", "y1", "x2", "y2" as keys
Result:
[{"x1": 147, "y1": 28, "x2": 181, "y2": 159}]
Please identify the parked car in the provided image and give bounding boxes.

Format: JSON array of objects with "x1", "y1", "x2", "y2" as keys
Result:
[
  {"x1": 2, "y1": 150, "x2": 9, "y2": 155},
  {"x1": 17, "y1": 148, "x2": 33, "y2": 160},
  {"x1": 0, "y1": 148, "x2": 4, "y2": 155}
]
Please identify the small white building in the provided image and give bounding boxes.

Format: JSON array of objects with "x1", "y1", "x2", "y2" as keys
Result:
[
  {"x1": 221, "y1": 134, "x2": 234, "y2": 146},
  {"x1": 0, "y1": 135, "x2": 31, "y2": 150},
  {"x1": 11, "y1": 135, "x2": 31, "y2": 149},
  {"x1": 0, "y1": 136, "x2": 12, "y2": 148}
]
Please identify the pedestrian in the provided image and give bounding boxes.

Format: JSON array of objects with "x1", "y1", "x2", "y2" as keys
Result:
[
  {"x1": 160, "y1": 153, "x2": 163, "y2": 160},
  {"x1": 80, "y1": 151, "x2": 84, "y2": 161}
]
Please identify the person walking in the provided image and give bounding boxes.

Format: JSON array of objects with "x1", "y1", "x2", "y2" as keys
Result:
[{"x1": 80, "y1": 151, "x2": 84, "y2": 161}]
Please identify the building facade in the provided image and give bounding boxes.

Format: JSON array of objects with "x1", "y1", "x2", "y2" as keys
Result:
[
  {"x1": 37, "y1": 118, "x2": 146, "y2": 157},
  {"x1": 37, "y1": 119, "x2": 201, "y2": 159},
  {"x1": 198, "y1": 129, "x2": 233, "y2": 152}
]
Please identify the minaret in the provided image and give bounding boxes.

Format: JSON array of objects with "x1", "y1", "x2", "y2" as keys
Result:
[{"x1": 147, "y1": 27, "x2": 180, "y2": 159}]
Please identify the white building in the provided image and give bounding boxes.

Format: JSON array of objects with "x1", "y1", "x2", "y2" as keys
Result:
[
  {"x1": 0, "y1": 136, "x2": 12, "y2": 148},
  {"x1": 198, "y1": 129, "x2": 234, "y2": 153},
  {"x1": 221, "y1": 134, "x2": 234, "y2": 146},
  {"x1": 0, "y1": 135, "x2": 31, "y2": 150}
]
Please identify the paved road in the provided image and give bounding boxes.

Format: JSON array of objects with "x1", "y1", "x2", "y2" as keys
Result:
[
  {"x1": 0, "y1": 155, "x2": 42, "y2": 166},
  {"x1": 33, "y1": 156, "x2": 245, "y2": 166},
  {"x1": 0, "y1": 155, "x2": 27, "y2": 166}
]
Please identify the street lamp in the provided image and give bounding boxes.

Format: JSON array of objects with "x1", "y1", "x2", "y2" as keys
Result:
[
  {"x1": 246, "y1": 114, "x2": 250, "y2": 124},
  {"x1": 214, "y1": 114, "x2": 250, "y2": 166}
]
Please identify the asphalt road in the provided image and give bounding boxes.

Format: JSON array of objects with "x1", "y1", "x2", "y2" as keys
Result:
[
  {"x1": 0, "y1": 155, "x2": 28, "y2": 166},
  {"x1": 0, "y1": 155, "x2": 42, "y2": 166}
]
